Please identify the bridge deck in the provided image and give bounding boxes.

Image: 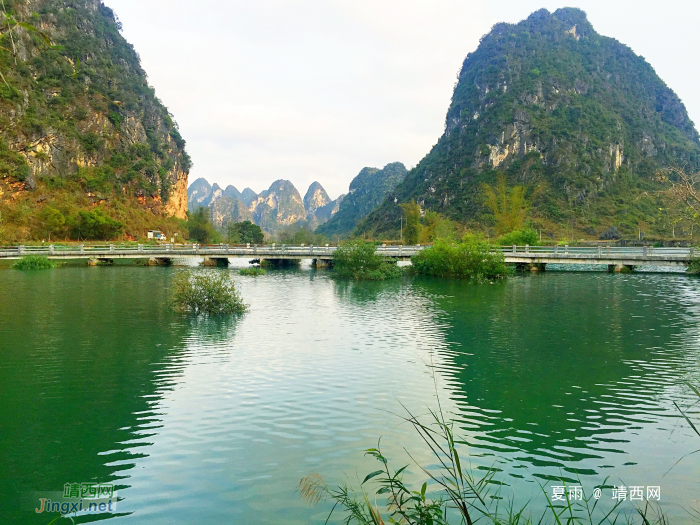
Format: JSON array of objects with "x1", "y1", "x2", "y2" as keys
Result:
[{"x1": 0, "y1": 244, "x2": 696, "y2": 267}]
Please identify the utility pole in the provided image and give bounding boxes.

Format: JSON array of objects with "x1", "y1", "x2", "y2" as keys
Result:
[{"x1": 400, "y1": 217, "x2": 403, "y2": 243}]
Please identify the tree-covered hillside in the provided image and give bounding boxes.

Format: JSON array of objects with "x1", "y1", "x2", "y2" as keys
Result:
[
  {"x1": 360, "y1": 8, "x2": 700, "y2": 239},
  {"x1": 317, "y1": 162, "x2": 407, "y2": 238},
  {"x1": 0, "y1": 0, "x2": 191, "y2": 242}
]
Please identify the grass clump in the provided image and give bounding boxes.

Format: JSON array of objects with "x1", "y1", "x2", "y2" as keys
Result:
[
  {"x1": 411, "y1": 236, "x2": 509, "y2": 281},
  {"x1": 239, "y1": 266, "x2": 266, "y2": 276},
  {"x1": 332, "y1": 239, "x2": 403, "y2": 281},
  {"x1": 171, "y1": 270, "x2": 247, "y2": 315},
  {"x1": 12, "y1": 255, "x2": 56, "y2": 270}
]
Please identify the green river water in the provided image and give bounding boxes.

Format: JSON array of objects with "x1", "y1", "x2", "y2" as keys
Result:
[{"x1": 0, "y1": 262, "x2": 699, "y2": 524}]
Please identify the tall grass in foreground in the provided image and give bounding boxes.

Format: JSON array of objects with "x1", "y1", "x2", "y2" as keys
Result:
[
  {"x1": 171, "y1": 270, "x2": 247, "y2": 315},
  {"x1": 299, "y1": 389, "x2": 677, "y2": 525},
  {"x1": 12, "y1": 255, "x2": 56, "y2": 270}
]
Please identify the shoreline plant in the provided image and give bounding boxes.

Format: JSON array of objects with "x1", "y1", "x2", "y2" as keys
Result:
[
  {"x1": 299, "y1": 401, "x2": 671, "y2": 525},
  {"x1": 332, "y1": 239, "x2": 404, "y2": 281},
  {"x1": 411, "y1": 236, "x2": 509, "y2": 281},
  {"x1": 239, "y1": 266, "x2": 265, "y2": 276},
  {"x1": 12, "y1": 255, "x2": 56, "y2": 270},
  {"x1": 171, "y1": 270, "x2": 247, "y2": 315}
]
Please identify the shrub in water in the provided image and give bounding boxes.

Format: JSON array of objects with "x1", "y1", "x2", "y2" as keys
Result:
[
  {"x1": 411, "y1": 236, "x2": 509, "y2": 280},
  {"x1": 687, "y1": 257, "x2": 700, "y2": 274},
  {"x1": 171, "y1": 270, "x2": 247, "y2": 315},
  {"x1": 496, "y1": 228, "x2": 538, "y2": 246},
  {"x1": 239, "y1": 267, "x2": 265, "y2": 276},
  {"x1": 332, "y1": 239, "x2": 403, "y2": 281},
  {"x1": 12, "y1": 255, "x2": 56, "y2": 270}
]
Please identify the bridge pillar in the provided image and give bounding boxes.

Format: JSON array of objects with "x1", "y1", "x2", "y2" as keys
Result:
[
  {"x1": 149, "y1": 257, "x2": 173, "y2": 266},
  {"x1": 608, "y1": 264, "x2": 635, "y2": 273},
  {"x1": 516, "y1": 262, "x2": 546, "y2": 272},
  {"x1": 203, "y1": 257, "x2": 229, "y2": 268},
  {"x1": 88, "y1": 258, "x2": 114, "y2": 266},
  {"x1": 312, "y1": 258, "x2": 333, "y2": 268},
  {"x1": 262, "y1": 258, "x2": 300, "y2": 268}
]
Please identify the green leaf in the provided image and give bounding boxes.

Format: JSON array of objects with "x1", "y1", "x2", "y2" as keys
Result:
[{"x1": 362, "y1": 470, "x2": 384, "y2": 485}]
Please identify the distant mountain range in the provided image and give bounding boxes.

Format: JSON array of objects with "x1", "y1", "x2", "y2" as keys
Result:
[
  {"x1": 187, "y1": 178, "x2": 343, "y2": 234},
  {"x1": 188, "y1": 162, "x2": 406, "y2": 236}
]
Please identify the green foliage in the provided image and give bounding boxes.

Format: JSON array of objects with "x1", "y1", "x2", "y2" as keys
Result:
[
  {"x1": 239, "y1": 266, "x2": 265, "y2": 276},
  {"x1": 399, "y1": 200, "x2": 421, "y2": 245},
  {"x1": 12, "y1": 255, "x2": 55, "y2": 270},
  {"x1": 411, "y1": 236, "x2": 509, "y2": 280},
  {"x1": 37, "y1": 205, "x2": 65, "y2": 239},
  {"x1": 420, "y1": 211, "x2": 457, "y2": 243},
  {"x1": 171, "y1": 270, "x2": 247, "y2": 315},
  {"x1": 496, "y1": 228, "x2": 538, "y2": 246},
  {"x1": 687, "y1": 257, "x2": 700, "y2": 275},
  {"x1": 227, "y1": 220, "x2": 264, "y2": 244},
  {"x1": 0, "y1": 139, "x2": 30, "y2": 181},
  {"x1": 69, "y1": 209, "x2": 123, "y2": 240},
  {"x1": 332, "y1": 239, "x2": 403, "y2": 281},
  {"x1": 482, "y1": 175, "x2": 531, "y2": 235},
  {"x1": 187, "y1": 207, "x2": 220, "y2": 244}
]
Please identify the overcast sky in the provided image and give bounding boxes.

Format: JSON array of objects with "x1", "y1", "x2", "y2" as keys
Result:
[{"x1": 106, "y1": 1, "x2": 700, "y2": 199}]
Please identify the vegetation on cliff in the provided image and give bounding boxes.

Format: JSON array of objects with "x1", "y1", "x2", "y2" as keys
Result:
[
  {"x1": 0, "y1": 0, "x2": 190, "y2": 243},
  {"x1": 317, "y1": 162, "x2": 407, "y2": 238},
  {"x1": 359, "y1": 8, "x2": 700, "y2": 240}
]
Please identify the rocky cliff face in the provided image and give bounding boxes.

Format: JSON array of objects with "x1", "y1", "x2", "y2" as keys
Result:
[
  {"x1": 0, "y1": 0, "x2": 191, "y2": 223},
  {"x1": 210, "y1": 196, "x2": 252, "y2": 227},
  {"x1": 360, "y1": 8, "x2": 700, "y2": 238},
  {"x1": 250, "y1": 180, "x2": 306, "y2": 233},
  {"x1": 303, "y1": 181, "x2": 331, "y2": 229}
]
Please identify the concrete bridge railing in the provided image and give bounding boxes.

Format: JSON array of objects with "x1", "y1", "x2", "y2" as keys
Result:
[{"x1": 0, "y1": 244, "x2": 696, "y2": 267}]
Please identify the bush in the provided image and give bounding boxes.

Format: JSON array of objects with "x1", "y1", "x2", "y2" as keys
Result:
[
  {"x1": 70, "y1": 209, "x2": 124, "y2": 240},
  {"x1": 332, "y1": 239, "x2": 403, "y2": 280},
  {"x1": 600, "y1": 226, "x2": 621, "y2": 240},
  {"x1": 239, "y1": 267, "x2": 265, "y2": 276},
  {"x1": 12, "y1": 255, "x2": 56, "y2": 270},
  {"x1": 171, "y1": 270, "x2": 247, "y2": 315},
  {"x1": 687, "y1": 257, "x2": 700, "y2": 274},
  {"x1": 411, "y1": 236, "x2": 509, "y2": 281},
  {"x1": 496, "y1": 228, "x2": 538, "y2": 246}
]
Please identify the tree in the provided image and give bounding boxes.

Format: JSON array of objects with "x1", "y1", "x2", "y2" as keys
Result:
[
  {"x1": 70, "y1": 209, "x2": 123, "y2": 240},
  {"x1": 187, "y1": 207, "x2": 220, "y2": 244},
  {"x1": 38, "y1": 206, "x2": 65, "y2": 240},
  {"x1": 227, "y1": 221, "x2": 264, "y2": 244},
  {"x1": 399, "y1": 200, "x2": 421, "y2": 244},
  {"x1": 481, "y1": 175, "x2": 531, "y2": 235}
]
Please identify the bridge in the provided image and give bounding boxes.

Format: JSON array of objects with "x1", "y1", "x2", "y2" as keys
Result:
[{"x1": 0, "y1": 243, "x2": 696, "y2": 271}]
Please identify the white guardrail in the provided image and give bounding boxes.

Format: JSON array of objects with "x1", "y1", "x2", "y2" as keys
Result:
[{"x1": 0, "y1": 244, "x2": 697, "y2": 259}]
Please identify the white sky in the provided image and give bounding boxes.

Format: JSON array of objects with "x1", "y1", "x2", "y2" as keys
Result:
[{"x1": 105, "y1": 1, "x2": 700, "y2": 200}]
